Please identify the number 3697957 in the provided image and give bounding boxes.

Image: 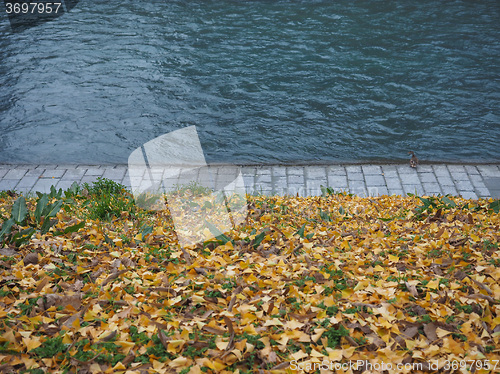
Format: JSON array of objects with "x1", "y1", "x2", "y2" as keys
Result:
[{"x1": 5, "y1": 3, "x2": 62, "y2": 14}]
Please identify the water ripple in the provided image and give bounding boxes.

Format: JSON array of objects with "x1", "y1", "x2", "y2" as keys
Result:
[{"x1": 0, "y1": 0, "x2": 499, "y2": 164}]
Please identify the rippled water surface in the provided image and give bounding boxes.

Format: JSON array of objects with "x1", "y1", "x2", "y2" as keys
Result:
[{"x1": 1, "y1": 0, "x2": 499, "y2": 164}]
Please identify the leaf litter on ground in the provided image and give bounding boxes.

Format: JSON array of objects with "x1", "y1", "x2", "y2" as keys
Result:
[{"x1": 0, "y1": 185, "x2": 499, "y2": 373}]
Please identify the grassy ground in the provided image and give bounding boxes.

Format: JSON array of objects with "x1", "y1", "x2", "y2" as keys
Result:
[{"x1": 0, "y1": 179, "x2": 499, "y2": 373}]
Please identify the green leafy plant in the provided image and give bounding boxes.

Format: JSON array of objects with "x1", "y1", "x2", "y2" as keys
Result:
[
  {"x1": 83, "y1": 178, "x2": 135, "y2": 221},
  {"x1": 0, "y1": 190, "x2": 84, "y2": 247},
  {"x1": 413, "y1": 195, "x2": 456, "y2": 220}
]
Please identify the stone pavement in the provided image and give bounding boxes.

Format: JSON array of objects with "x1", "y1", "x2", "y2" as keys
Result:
[{"x1": 0, "y1": 164, "x2": 499, "y2": 199}]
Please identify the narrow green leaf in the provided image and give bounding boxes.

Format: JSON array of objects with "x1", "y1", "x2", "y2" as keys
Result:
[
  {"x1": 320, "y1": 185, "x2": 327, "y2": 198},
  {"x1": 54, "y1": 221, "x2": 85, "y2": 236},
  {"x1": 12, "y1": 227, "x2": 35, "y2": 246},
  {"x1": 35, "y1": 194, "x2": 49, "y2": 224},
  {"x1": 11, "y1": 196, "x2": 28, "y2": 224},
  {"x1": 45, "y1": 200, "x2": 63, "y2": 218},
  {"x1": 441, "y1": 196, "x2": 456, "y2": 208},
  {"x1": 295, "y1": 223, "x2": 306, "y2": 238},
  {"x1": 0, "y1": 218, "x2": 15, "y2": 240},
  {"x1": 205, "y1": 220, "x2": 231, "y2": 244},
  {"x1": 253, "y1": 231, "x2": 266, "y2": 248},
  {"x1": 40, "y1": 218, "x2": 56, "y2": 235},
  {"x1": 488, "y1": 199, "x2": 500, "y2": 213}
]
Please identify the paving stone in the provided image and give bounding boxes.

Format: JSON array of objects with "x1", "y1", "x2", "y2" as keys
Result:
[
  {"x1": 399, "y1": 173, "x2": 420, "y2": 185},
  {"x1": 469, "y1": 176, "x2": 488, "y2": 190},
  {"x1": 368, "y1": 186, "x2": 388, "y2": 196},
  {"x1": 402, "y1": 184, "x2": 424, "y2": 196},
  {"x1": 288, "y1": 174, "x2": 304, "y2": 184},
  {"x1": 422, "y1": 183, "x2": 442, "y2": 195},
  {"x1": 441, "y1": 185, "x2": 458, "y2": 195},
  {"x1": 348, "y1": 180, "x2": 366, "y2": 191},
  {"x1": 483, "y1": 178, "x2": 500, "y2": 198},
  {"x1": 255, "y1": 173, "x2": 272, "y2": 184},
  {"x1": 459, "y1": 191, "x2": 478, "y2": 199},
  {"x1": 476, "y1": 165, "x2": 500, "y2": 177},
  {"x1": 455, "y1": 180, "x2": 474, "y2": 191},
  {"x1": 4, "y1": 169, "x2": 27, "y2": 179},
  {"x1": 347, "y1": 172, "x2": 364, "y2": 181},
  {"x1": 396, "y1": 165, "x2": 417, "y2": 174},
  {"x1": 102, "y1": 168, "x2": 127, "y2": 181},
  {"x1": 307, "y1": 186, "x2": 324, "y2": 196},
  {"x1": 464, "y1": 165, "x2": 479, "y2": 175},
  {"x1": 55, "y1": 164, "x2": 79, "y2": 169},
  {"x1": 432, "y1": 165, "x2": 451, "y2": 177},
  {"x1": 388, "y1": 189, "x2": 405, "y2": 196},
  {"x1": 306, "y1": 181, "x2": 328, "y2": 196},
  {"x1": 240, "y1": 166, "x2": 256, "y2": 175},
  {"x1": 60, "y1": 168, "x2": 87, "y2": 181},
  {"x1": 80, "y1": 175, "x2": 101, "y2": 185},
  {"x1": 384, "y1": 177, "x2": 403, "y2": 190},
  {"x1": 306, "y1": 166, "x2": 327, "y2": 179},
  {"x1": 327, "y1": 175, "x2": 348, "y2": 188},
  {"x1": 380, "y1": 165, "x2": 398, "y2": 178},
  {"x1": 350, "y1": 186, "x2": 368, "y2": 197},
  {"x1": 272, "y1": 176, "x2": 287, "y2": 188},
  {"x1": 418, "y1": 173, "x2": 438, "y2": 183},
  {"x1": 32, "y1": 179, "x2": 58, "y2": 193},
  {"x1": 40, "y1": 169, "x2": 66, "y2": 179},
  {"x1": 0, "y1": 180, "x2": 19, "y2": 191},
  {"x1": 56, "y1": 180, "x2": 78, "y2": 191},
  {"x1": 415, "y1": 165, "x2": 434, "y2": 173},
  {"x1": 364, "y1": 174, "x2": 386, "y2": 186},
  {"x1": 16, "y1": 176, "x2": 38, "y2": 189},
  {"x1": 16, "y1": 187, "x2": 35, "y2": 195},
  {"x1": 447, "y1": 165, "x2": 466, "y2": 173},
  {"x1": 287, "y1": 185, "x2": 307, "y2": 197},
  {"x1": 475, "y1": 188, "x2": 491, "y2": 198},
  {"x1": 436, "y1": 175, "x2": 455, "y2": 186},
  {"x1": 361, "y1": 165, "x2": 381, "y2": 175},
  {"x1": 287, "y1": 166, "x2": 304, "y2": 176},
  {"x1": 0, "y1": 169, "x2": 7, "y2": 179},
  {"x1": 345, "y1": 165, "x2": 362, "y2": 174},
  {"x1": 85, "y1": 168, "x2": 104, "y2": 177},
  {"x1": 449, "y1": 171, "x2": 470, "y2": 181},
  {"x1": 35, "y1": 164, "x2": 58, "y2": 169},
  {"x1": 326, "y1": 165, "x2": 347, "y2": 176},
  {"x1": 272, "y1": 166, "x2": 287, "y2": 178},
  {"x1": 25, "y1": 169, "x2": 44, "y2": 178}
]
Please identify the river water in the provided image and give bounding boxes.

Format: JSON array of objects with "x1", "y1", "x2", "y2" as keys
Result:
[{"x1": 1, "y1": 0, "x2": 499, "y2": 164}]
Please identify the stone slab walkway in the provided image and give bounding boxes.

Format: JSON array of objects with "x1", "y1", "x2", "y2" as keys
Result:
[{"x1": 0, "y1": 164, "x2": 499, "y2": 199}]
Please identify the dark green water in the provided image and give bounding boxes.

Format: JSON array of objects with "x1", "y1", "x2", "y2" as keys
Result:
[{"x1": 1, "y1": 0, "x2": 499, "y2": 164}]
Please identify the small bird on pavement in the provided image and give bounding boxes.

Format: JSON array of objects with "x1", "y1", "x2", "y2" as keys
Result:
[{"x1": 408, "y1": 151, "x2": 418, "y2": 168}]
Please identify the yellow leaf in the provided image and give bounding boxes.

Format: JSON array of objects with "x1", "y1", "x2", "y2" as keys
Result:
[
  {"x1": 112, "y1": 362, "x2": 127, "y2": 370},
  {"x1": 328, "y1": 349, "x2": 342, "y2": 361},
  {"x1": 373, "y1": 265, "x2": 384, "y2": 272},
  {"x1": 216, "y1": 341, "x2": 229, "y2": 350},
  {"x1": 388, "y1": 254, "x2": 399, "y2": 262},
  {"x1": 426, "y1": 279, "x2": 439, "y2": 289},
  {"x1": 264, "y1": 319, "x2": 283, "y2": 327},
  {"x1": 284, "y1": 320, "x2": 304, "y2": 330},
  {"x1": 436, "y1": 328, "x2": 452, "y2": 338},
  {"x1": 24, "y1": 337, "x2": 42, "y2": 351},
  {"x1": 290, "y1": 350, "x2": 308, "y2": 361},
  {"x1": 188, "y1": 365, "x2": 202, "y2": 374}
]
